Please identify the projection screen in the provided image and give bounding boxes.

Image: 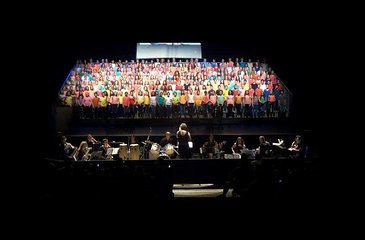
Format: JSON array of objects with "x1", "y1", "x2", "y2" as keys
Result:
[{"x1": 136, "y1": 43, "x2": 202, "y2": 59}]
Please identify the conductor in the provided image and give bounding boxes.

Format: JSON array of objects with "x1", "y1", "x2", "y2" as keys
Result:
[{"x1": 176, "y1": 123, "x2": 192, "y2": 159}]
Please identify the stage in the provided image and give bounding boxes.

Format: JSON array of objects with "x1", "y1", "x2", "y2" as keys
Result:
[
  {"x1": 43, "y1": 112, "x2": 319, "y2": 203},
  {"x1": 47, "y1": 112, "x2": 317, "y2": 161},
  {"x1": 56, "y1": 111, "x2": 305, "y2": 137}
]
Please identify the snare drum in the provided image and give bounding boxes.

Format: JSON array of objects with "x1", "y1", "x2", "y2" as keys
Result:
[
  {"x1": 129, "y1": 144, "x2": 140, "y2": 160},
  {"x1": 241, "y1": 148, "x2": 252, "y2": 158},
  {"x1": 157, "y1": 153, "x2": 170, "y2": 160},
  {"x1": 233, "y1": 153, "x2": 241, "y2": 159},
  {"x1": 149, "y1": 143, "x2": 160, "y2": 160},
  {"x1": 119, "y1": 143, "x2": 128, "y2": 160},
  {"x1": 165, "y1": 144, "x2": 175, "y2": 157}
]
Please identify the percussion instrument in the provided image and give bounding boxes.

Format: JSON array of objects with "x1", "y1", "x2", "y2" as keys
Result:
[
  {"x1": 157, "y1": 153, "x2": 170, "y2": 160},
  {"x1": 129, "y1": 144, "x2": 140, "y2": 160},
  {"x1": 142, "y1": 140, "x2": 154, "y2": 145},
  {"x1": 224, "y1": 153, "x2": 241, "y2": 159},
  {"x1": 233, "y1": 153, "x2": 242, "y2": 159},
  {"x1": 241, "y1": 148, "x2": 253, "y2": 158},
  {"x1": 119, "y1": 143, "x2": 128, "y2": 160},
  {"x1": 165, "y1": 144, "x2": 175, "y2": 157},
  {"x1": 149, "y1": 143, "x2": 160, "y2": 159}
]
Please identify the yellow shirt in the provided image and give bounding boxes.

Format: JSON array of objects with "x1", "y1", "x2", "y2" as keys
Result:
[
  {"x1": 65, "y1": 96, "x2": 72, "y2": 107},
  {"x1": 172, "y1": 96, "x2": 179, "y2": 105},
  {"x1": 99, "y1": 96, "x2": 108, "y2": 107},
  {"x1": 144, "y1": 95, "x2": 150, "y2": 105},
  {"x1": 118, "y1": 95, "x2": 123, "y2": 104},
  {"x1": 223, "y1": 89, "x2": 229, "y2": 100},
  {"x1": 137, "y1": 95, "x2": 144, "y2": 105}
]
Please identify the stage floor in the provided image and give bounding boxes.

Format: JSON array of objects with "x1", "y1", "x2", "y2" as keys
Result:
[{"x1": 63, "y1": 118, "x2": 305, "y2": 137}]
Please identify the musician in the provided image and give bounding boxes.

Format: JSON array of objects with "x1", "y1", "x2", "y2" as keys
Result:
[
  {"x1": 202, "y1": 134, "x2": 218, "y2": 159},
  {"x1": 231, "y1": 137, "x2": 246, "y2": 154},
  {"x1": 159, "y1": 132, "x2": 175, "y2": 148},
  {"x1": 176, "y1": 123, "x2": 192, "y2": 159},
  {"x1": 256, "y1": 135, "x2": 272, "y2": 158},
  {"x1": 288, "y1": 135, "x2": 302, "y2": 158},
  {"x1": 159, "y1": 131, "x2": 177, "y2": 159},
  {"x1": 87, "y1": 133, "x2": 98, "y2": 146},
  {"x1": 99, "y1": 138, "x2": 111, "y2": 160},
  {"x1": 59, "y1": 135, "x2": 76, "y2": 160},
  {"x1": 288, "y1": 135, "x2": 302, "y2": 152},
  {"x1": 76, "y1": 141, "x2": 91, "y2": 160},
  {"x1": 231, "y1": 136, "x2": 251, "y2": 159},
  {"x1": 72, "y1": 133, "x2": 98, "y2": 160}
]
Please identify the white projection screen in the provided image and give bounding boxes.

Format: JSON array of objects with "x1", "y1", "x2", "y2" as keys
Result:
[{"x1": 136, "y1": 43, "x2": 202, "y2": 59}]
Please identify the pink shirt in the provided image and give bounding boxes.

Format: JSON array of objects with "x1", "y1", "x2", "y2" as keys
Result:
[
  {"x1": 83, "y1": 96, "x2": 92, "y2": 107},
  {"x1": 227, "y1": 95, "x2": 234, "y2": 105},
  {"x1": 112, "y1": 96, "x2": 119, "y2": 105},
  {"x1": 209, "y1": 95, "x2": 217, "y2": 105},
  {"x1": 269, "y1": 74, "x2": 277, "y2": 85}
]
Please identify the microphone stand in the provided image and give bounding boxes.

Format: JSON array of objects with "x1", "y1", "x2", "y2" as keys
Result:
[
  {"x1": 172, "y1": 148, "x2": 180, "y2": 157},
  {"x1": 146, "y1": 127, "x2": 152, "y2": 142},
  {"x1": 144, "y1": 127, "x2": 152, "y2": 160}
]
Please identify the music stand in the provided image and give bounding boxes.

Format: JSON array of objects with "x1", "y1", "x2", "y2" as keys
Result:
[
  {"x1": 105, "y1": 148, "x2": 119, "y2": 160},
  {"x1": 92, "y1": 143, "x2": 102, "y2": 151},
  {"x1": 90, "y1": 151, "x2": 102, "y2": 160},
  {"x1": 111, "y1": 148, "x2": 119, "y2": 155}
]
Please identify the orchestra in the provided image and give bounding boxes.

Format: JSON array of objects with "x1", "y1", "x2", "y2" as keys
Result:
[{"x1": 63, "y1": 131, "x2": 300, "y2": 161}]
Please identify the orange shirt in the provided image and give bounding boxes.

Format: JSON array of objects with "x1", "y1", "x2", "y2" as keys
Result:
[
  {"x1": 234, "y1": 95, "x2": 242, "y2": 104},
  {"x1": 92, "y1": 97, "x2": 99, "y2": 108},
  {"x1": 180, "y1": 94, "x2": 187, "y2": 104},
  {"x1": 194, "y1": 95, "x2": 202, "y2": 106}
]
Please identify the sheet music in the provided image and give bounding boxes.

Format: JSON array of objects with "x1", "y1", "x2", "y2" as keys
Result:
[{"x1": 112, "y1": 148, "x2": 119, "y2": 155}]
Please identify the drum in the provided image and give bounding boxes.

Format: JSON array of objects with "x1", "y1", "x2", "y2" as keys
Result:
[
  {"x1": 130, "y1": 144, "x2": 140, "y2": 160},
  {"x1": 165, "y1": 144, "x2": 175, "y2": 157},
  {"x1": 149, "y1": 143, "x2": 160, "y2": 160},
  {"x1": 157, "y1": 153, "x2": 170, "y2": 160},
  {"x1": 233, "y1": 153, "x2": 241, "y2": 159},
  {"x1": 119, "y1": 143, "x2": 128, "y2": 160},
  {"x1": 241, "y1": 148, "x2": 253, "y2": 158}
]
